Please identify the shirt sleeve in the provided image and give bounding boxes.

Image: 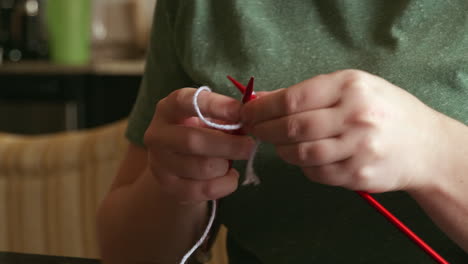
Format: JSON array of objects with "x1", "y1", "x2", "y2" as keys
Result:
[{"x1": 126, "y1": 0, "x2": 192, "y2": 147}]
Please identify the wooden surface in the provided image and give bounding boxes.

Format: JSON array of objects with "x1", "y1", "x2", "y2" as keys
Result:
[
  {"x1": 0, "y1": 120, "x2": 229, "y2": 263},
  {"x1": 0, "y1": 60, "x2": 145, "y2": 76},
  {"x1": 0, "y1": 252, "x2": 100, "y2": 264}
]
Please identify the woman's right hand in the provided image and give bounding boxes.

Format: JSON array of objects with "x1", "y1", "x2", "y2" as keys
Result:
[{"x1": 144, "y1": 88, "x2": 255, "y2": 204}]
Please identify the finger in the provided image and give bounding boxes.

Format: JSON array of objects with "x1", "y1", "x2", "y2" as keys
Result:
[
  {"x1": 157, "y1": 167, "x2": 240, "y2": 202},
  {"x1": 302, "y1": 154, "x2": 393, "y2": 192},
  {"x1": 159, "y1": 87, "x2": 243, "y2": 123},
  {"x1": 299, "y1": 129, "x2": 376, "y2": 188},
  {"x1": 241, "y1": 73, "x2": 343, "y2": 126},
  {"x1": 181, "y1": 116, "x2": 239, "y2": 129},
  {"x1": 276, "y1": 136, "x2": 354, "y2": 167},
  {"x1": 302, "y1": 162, "x2": 350, "y2": 188},
  {"x1": 250, "y1": 108, "x2": 344, "y2": 144},
  {"x1": 180, "y1": 116, "x2": 211, "y2": 128},
  {"x1": 254, "y1": 88, "x2": 284, "y2": 98},
  {"x1": 157, "y1": 151, "x2": 229, "y2": 180},
  {"x1": 145, "y1": 124, "x2": 255, "y2": 160}
]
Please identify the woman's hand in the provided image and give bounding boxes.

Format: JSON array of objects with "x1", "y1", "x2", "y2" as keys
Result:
[
  {"x1": 241, "y1": 69, "x2": 446, "y2": 193},
  {"x1": 144, "y1": 88, "x2": 255, "y2": 203}
]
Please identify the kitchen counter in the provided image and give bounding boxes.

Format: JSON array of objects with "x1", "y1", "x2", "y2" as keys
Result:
[{"x1": 0, "y1": 60, "x2": 145, "y2": 76}]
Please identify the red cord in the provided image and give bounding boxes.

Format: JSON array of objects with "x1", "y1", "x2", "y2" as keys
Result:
[
  {"x1": 227, "y1": 75, "x2": 450, "y2": 264},
  {"x1": 356, "y1": 191, "x2": 449, "y2": 264}
]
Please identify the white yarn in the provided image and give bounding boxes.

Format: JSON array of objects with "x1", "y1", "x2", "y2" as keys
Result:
[
  {"x1": 193, "y1": 86, "x2": 260, "y2": 186},
  {"x1": 243, "y1": 140, "x2": 261, "y2": 185},
  {"x1": 179, "y1": 200, "x2": 217, "y2": 264},
  {"x1": 180, "y1": 86, "x2": 261, "y2": 263},
  {"x1": 193, "y1": 87, "x2": 242, "y2": 130}
]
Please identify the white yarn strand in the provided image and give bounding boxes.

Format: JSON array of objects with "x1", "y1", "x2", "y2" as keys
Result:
[
  {"x1": 179, "y1": 200, "x2": 217, "y2": 264},
  {"x1": 180, "y1": 86, "x2": 261, "y2": 263},
  {"x1": 193, "y1": 86, "x2": 242, "y2": 130},
  {"x1": 193, "y1": 86, "x2": 261, "y2": 186},
  {"x1": 243, "y1": 140, "x2": 261, "y2": 185}
]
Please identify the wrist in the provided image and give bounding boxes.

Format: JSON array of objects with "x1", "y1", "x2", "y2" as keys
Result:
[{"x1": 408, "y1": 114, "x2": 468, "y2": 196}]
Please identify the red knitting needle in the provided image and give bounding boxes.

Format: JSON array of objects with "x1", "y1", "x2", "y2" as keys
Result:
[
  {"x1": 242, "y1": 77, "x2": 256, "y2": 103},
  {"x1": 227, "y1": 75, "x2": 449, "y2": 264}
]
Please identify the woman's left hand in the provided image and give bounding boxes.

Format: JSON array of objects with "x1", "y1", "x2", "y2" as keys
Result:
[{"x1": 241, "y1": 69, "x2": 447, "y2": 193}]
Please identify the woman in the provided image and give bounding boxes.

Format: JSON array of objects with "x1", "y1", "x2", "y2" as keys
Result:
[{"x1": 98, "y1": 1, "x2": 468, "y2": 263}]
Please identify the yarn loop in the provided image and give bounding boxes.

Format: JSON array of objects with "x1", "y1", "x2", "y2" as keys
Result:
[{"x1": 180, "y1": 86, "x2": 261, "y2": 264}]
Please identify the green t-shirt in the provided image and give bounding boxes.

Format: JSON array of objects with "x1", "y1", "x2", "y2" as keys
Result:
[{"x1": 127, "y1": 1, "x2": 468, "y2": 263}]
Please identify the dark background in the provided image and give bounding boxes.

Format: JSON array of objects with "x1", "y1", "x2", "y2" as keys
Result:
[{"x1": 0, "y1": 73, "x2": 140, "y2": 134}]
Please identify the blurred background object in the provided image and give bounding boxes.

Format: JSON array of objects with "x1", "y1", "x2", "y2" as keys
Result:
[
  {"x1": 0, "y1": 0, "x2": 157, "y2": 65},
  {"x1": 0, "y1": 120, "x2": 129, "y2": 258},
  {"x1": 91, "y1": 0, "x2": 156, "y2": 60},
  {"x1": 130, "y1": 0, "x2": 156, "y2": 52},
  {"x1": 0, "y1": 0, "x2": 156, "y2": 135},
  {"x1": 0, "y1": 0, "x2": 229, "y2": 262},
  {"x1": 0, "y1": 0, "x2": 49, "y2": 63},
  {"x1": 0, "y1": 0, "x2": 158, "y2": 260},
  {"x1": 47, "y1": 0, "x2": 91, "y2": 65}
]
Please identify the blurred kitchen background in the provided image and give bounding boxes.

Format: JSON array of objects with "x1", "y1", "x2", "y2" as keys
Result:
[
  {"x1": 0, "y1": 0, "x2": 164, "y2": 261},
  {"x1": 0, "y1": 0, "x2": 156, "y2": 134}
]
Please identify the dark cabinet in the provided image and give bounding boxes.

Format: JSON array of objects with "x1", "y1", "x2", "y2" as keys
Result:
[{"x1": 0, "y1": 61, "x2": 142, "y2": 134}]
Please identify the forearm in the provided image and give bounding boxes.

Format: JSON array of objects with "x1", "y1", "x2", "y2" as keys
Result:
[
  {"x1": 98, "y1": 168, "x2": 208, "y2": 264},
  {"x1": 408, "y1": 117, "x2": 468, "y2": 252}
]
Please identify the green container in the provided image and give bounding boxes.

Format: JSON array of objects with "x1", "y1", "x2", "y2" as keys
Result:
[{"x1": 46, "y1": 0, "x2": 91, "y2": 65}]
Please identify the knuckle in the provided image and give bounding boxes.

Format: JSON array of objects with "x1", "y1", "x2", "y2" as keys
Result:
[
  {"x1": 202, "y1": 176, "x2": 235, "y2": 200},
  {"x1": 341, "y1": 69, "x2": 368, "y2": 81},
  {"x1": 183, "y1": 133, "x2": 203, "y2": 154},
  {"x1": 202, "y1": 183, "x2": 217, "y2": 200},
  {"x1": 350, "y1": 104, "x2": 375, "y2": 124},
  {"x1": 289, "y1": 143, "x2": 316, "y2": 166},
  {"x1": 360, "y1": 135, "x2": 384, "y2": 159},
  {"x1": 155, "y1": 97, "x2": 167, "y2": 113},
  {"x1": 171, "y1": 89, "x2": 184, "y2": 105},
  {"x1": 286, "y1": 118, "x2": 301, "y2": 140},
  {"x1": 282, "y1": 89, "x2": 301, "y2": 114},
  {"x1": 143, "y1": 129, "x2": 152, "y2": 146},
  {"x1": 170, "y1": 88, "x2": 192, "y2": 107},
  {"x1": 143, "y1": 126, "x2": 165, "y2": 148},
  {"x1": 294, "y1": 143, "x2": 309, "y2": 164},
  {"x1": 143, "y1": 127, "x2": 157, "y2": 147},
  {"x1": 341, "y1": 70, "x2": 370, "y2": 94},
  {"x1": 353, "y1": 166, "x2": 373, "y2": 186},
  {"x1": 347, "y1": 94, "x2": 386, "y2": 126},
  {"x1": 309, "y1": 143, "x2": 330, "y2": 164}
]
